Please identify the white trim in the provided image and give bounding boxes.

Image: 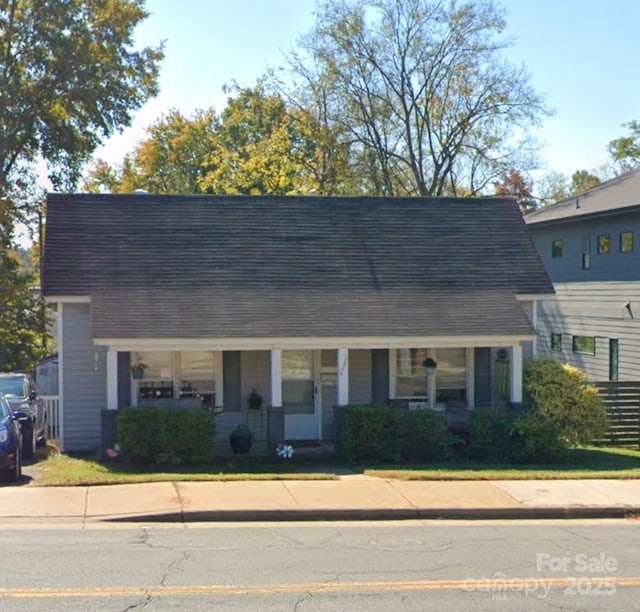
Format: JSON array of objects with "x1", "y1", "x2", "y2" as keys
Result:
[
  {"x1": 45, "y1": 295, "x2": 91, "y2": 304},
  {"x1": 515, "y1": 294, "x2": 555, "y2": 301},
  {"x1": 214, "y1": 351, "x2": 224, "y2": 408},
  {"x1": 337, "y1": 348, "x2": 349, "y2": 406},
  {"x1": 94, "y1": 334, "x2": 534, "y2": 352},
  {"x1": 106, "y1": 351, "x2": 118, "y2": 411},
  {"x1": 511, "y1": 345, "x2": 523, "y2": 404},
  {"x1": 57, "y1": 303, "x2": 65, "y2": 451},
  {"x1": 270, "y1": 349, "x2": 282, "y2": 407}
]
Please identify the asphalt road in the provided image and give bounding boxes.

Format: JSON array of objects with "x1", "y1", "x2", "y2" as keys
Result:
[{"x1": 0, "y1": 520, "x2": 638, "y2": 610}]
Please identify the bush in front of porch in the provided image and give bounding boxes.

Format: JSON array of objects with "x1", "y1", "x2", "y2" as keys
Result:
[
  {"x1": 339, "y1": 405, "x2": 458, "y2": 462},
  {"x1": 116, "y1": 406, "x2": 216, "y2": 465}
]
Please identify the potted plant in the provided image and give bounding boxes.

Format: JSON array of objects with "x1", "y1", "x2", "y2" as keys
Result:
[
  {"x1": 130, "y1": 361, "x2": 147, "y2": 380},
  {"x1": 248, "y1": 389, "x2": 263, "y2": 410},
  {"x1": 422, "y1": 357, "x2": 438, "y2": 376},
  {"x1": 229, "y1": 423, "x2": 253, "y2": 454}
]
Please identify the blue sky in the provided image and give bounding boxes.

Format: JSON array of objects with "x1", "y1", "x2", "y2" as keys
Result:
[{"x1": 95, "y1": 0, "x2": 640, "y2": 179}]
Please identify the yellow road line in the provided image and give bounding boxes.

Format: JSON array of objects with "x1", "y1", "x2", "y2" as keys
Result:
[{"x1": 0, "y1": 577, "x2": 639, "y2": 598}]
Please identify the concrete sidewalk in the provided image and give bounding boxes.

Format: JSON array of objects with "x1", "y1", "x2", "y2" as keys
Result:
[{"x1": 1, "y1": 476, "x2": 639, "y2": 523}]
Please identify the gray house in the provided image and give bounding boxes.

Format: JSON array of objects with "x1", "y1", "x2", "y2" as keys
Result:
[
  {"x1": 42, "y1": 193, "x2": 553, "y2": 452},
  {"x1": 526, "y1": 168, "x2": 640, "y2": 381}
]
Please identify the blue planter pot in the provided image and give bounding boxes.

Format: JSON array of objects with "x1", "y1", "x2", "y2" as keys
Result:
[{"x1": 229, "y1": 435, "x2": 252, "y2": 454}]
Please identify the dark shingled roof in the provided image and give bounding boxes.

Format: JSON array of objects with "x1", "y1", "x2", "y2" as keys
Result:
[
  {"x1": 42, "y1": 193, "x2": 553, "y2": 339},
  {"x1": 526, "y1": 167, "x2": 640, "y2": 227}
]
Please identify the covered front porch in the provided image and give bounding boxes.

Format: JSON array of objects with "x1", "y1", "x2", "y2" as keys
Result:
[{"x1": 99, "y1": 336, "x2": 527, "y2": 448}]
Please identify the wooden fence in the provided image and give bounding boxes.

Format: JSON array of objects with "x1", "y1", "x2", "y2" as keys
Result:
[{"x1": 593, "y1": 382, "x2": 640, "y2": 448}]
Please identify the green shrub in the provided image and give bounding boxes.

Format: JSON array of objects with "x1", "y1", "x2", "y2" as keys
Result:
[
  {"x1": 468, "y1": 406, "x2": 516, "y2": 462},
  {"x1": 510, "y1": 409, "x2": 567, "y2": 463},
  {"x1": 339, "y1": 405, "x2": 400, "y2": 462},
  {"x1": 116, "y1": 406, "x2": 216, "y2": 465},
  {"x1": 396, "y1": 409, "x2": 455, "y2": 462},
  {"x1": 523, "y1": 358, "x2": 608, "y2": 446}
]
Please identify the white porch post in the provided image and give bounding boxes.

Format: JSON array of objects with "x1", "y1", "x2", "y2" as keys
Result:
[
  {"x1": 106, "y1": 351, "x2": 118, "y2": 411},
  {"x1": 510, "y1": 345, "x2": 523, "y2": 404},
  {"x1": 337, "y1": 348, "x2": 349, "y2": 406},
  {"x1": 270, "y1": 348, "x2": 282, "y2": 407}
]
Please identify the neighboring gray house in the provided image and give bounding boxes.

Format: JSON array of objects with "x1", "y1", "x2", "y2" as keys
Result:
[
  {"x1": 526, "y1": 167, "x2": 640, "y2": 381},
  {"x1": 42, "y1": 193, "x2": 553, "y2": 452}
]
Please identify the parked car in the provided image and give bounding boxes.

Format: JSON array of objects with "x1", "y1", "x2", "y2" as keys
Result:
[
  {"x1": 0, "y1": 393, "x2": 22, "y2": 483},
  {"x1": 0, "y1": 373, "x2": 46, "y2": 459}
]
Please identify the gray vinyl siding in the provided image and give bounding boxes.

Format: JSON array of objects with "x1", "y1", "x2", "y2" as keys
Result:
[
  {"x1": 349, "y1": 349, "x2": 372, "y2": 404},
  {"x1": 536, "y1": 281, "x2": 640, "y2": 381},
  {"x1": 61, "y1": 303, "x2": 107, "y2": 451},
  {"x1": 530, "y1": 215, "x2": 640, "y2": 283},
  {"x1": 214, "y1": 350, "x2": 270, "y2": 443},
  {"x1": 519, "y1": 300, "x2": 534, "y2": 359}
]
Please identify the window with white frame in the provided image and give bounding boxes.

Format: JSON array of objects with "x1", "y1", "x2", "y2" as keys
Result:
[
  {"x1": 132, "y1": 351, "x2": 217, "y2": 407},
  {"x1": 395, "y1": 348, "x2": 429, "y2": 398},
  {"x1": 393, "y1": 348, "x2": 467, "y2": 401},
  {"x1": 434, "y1": 348, "x2": 467, "y2": 402},
  {"x1": 134, "y1": 351, "x2": 174, "y2": 400},
  {"x1": 180, "y1": 351, "x2": 215, "y2": 410}
]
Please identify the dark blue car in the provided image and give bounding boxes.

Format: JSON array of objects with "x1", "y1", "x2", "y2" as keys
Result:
[{"x1": 0, "y1": 393, "x2": 22, "y2": 483}]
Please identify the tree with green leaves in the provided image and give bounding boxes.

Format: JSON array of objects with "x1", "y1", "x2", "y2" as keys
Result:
[
  {"x1": 570, "y1": 169, "x2": 601, "y2": 194},
  {"x1": 84, "y1": 108, "x2": 219, "y2": 194},
  {"x1": 608, "y1": 119, "x2": 640, "y2": 172},
  {"x1": 285, "y1": 0, "x2": 548, "y2": 196},
  {"x1": 1, "y1": 0, "x2": 163, "y2": 370},
  {"x1": 199, "y1": 84, "x2": 318, "y2": 195},
  {"x1": 0, "y1": 0, "x2": 163, "y2": 197}
]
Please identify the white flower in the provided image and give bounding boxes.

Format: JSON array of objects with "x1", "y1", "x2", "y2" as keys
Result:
[{"x1": 276, "y1": 443, "x2": 294, "y2": 459}]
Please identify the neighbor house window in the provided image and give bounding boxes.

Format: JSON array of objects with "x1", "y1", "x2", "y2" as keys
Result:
[
  {"x1": 582, "y1": 237, "x2": 591, "y2": 270},
  {"x1": 551, "y1": 333, "x2": 562, "y2": 351},
  {"x1": 551, "y1": 239, "x2": 563, "y2": 258},
  {"x1": 620, "y1": 231, "x2": 634, "y2": 253},
  {"x1": 598, "y1": 234, "x2": 611, "y2": 254},
  {"x1": 572, "y1": 336, "x2": 596, "y2": 355}
]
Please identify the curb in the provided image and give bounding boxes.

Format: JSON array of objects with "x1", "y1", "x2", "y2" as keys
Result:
[{"x1": 102, "y1": 506, "x2": 640, "y2": 523}]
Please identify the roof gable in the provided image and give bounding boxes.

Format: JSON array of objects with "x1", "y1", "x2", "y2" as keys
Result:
[
  {"x1": 43, "y1": 193, "x2": 551, "y2": 295},
  {"x1": 42, "y1": 194, "x2": 552, "y2": 339}
]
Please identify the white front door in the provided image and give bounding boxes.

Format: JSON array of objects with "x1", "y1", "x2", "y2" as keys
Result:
[{"x1": 283, "y1": 350, "x2": 320, "y2": 440}]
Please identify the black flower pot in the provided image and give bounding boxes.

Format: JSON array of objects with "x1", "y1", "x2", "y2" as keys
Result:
[{"x1": 229, "y1": 434, "x2": 252, "y2": 454}]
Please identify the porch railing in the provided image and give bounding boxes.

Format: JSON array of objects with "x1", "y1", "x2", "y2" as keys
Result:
[{"x1": 41, "y1": 395, "x2": 60, "y2": 443}]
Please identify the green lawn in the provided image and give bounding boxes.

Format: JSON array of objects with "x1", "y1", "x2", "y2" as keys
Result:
[
  {"x1": 29, "y1": 445, "x2": 640, "y2": 486},
  {"x1": 31, "y1": 448, "x2": 339, "y2": 486},
  {"x1": 362, "y1": 446, "x2": 640, "y2": 480}
]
